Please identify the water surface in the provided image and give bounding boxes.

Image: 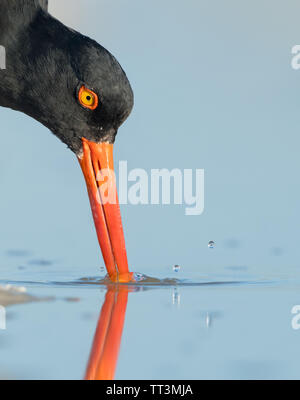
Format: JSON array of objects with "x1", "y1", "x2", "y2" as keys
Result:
[{"x1": 1, "y1": 259, "x2": 300, "y2": 380}]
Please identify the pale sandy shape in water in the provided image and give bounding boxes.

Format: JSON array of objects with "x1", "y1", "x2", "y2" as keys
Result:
[{"x1": 0, "y1": 285, "x2": 36, "y2": 307}]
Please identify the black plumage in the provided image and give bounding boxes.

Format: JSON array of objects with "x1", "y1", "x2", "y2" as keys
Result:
[{"x1": 0, "y1": 0, "x2": 133, "y2": 153}]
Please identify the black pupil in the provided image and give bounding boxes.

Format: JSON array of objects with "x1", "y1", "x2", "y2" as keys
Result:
[{"x1": 86, "y1": 95, "x2": 91, "y2": 101}]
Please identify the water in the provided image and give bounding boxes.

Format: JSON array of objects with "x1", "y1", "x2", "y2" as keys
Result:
[
  {"x1": 172, "y1": 288, "x2": 180, "y2": 306},
  {"x1": 1, "y1": 258, "x2": 300, "y2": 379}
]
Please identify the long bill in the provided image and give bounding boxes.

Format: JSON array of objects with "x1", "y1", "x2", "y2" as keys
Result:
[
  {"x1": 85, "y1": 286, "x2": 129, "y2": 380},
  {"x1": 78, "y1": 137, "x2": 133, "y2": 283}
]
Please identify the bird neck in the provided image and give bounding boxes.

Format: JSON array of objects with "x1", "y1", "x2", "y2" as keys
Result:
[
  {"x1": 0, "y1": 1, "x2": 51, "y2": 112},
  {"x1": 0, "y1": 0, "x2": 45, "y2": 40}
]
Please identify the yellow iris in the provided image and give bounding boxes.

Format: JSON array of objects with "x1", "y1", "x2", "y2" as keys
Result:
[
  {"x1": 81, "y1": 90, "x2": 94, "y2": 106},
  {"x1": 78, "y1": 86, "x2": 98, "y2": 110}
]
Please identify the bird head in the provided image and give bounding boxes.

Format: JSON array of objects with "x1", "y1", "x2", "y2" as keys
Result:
[
  {"x1": 6, "y1": 9, "x2": 135, "y2": 282},
  {"x1": 18, "y1": 22, "x2": 134, "y2": 154}
]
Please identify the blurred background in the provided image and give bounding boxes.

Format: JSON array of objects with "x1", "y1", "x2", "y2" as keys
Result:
[
  {"x1": 1, "y1": 0, "x2": 300, "y2": 276},
  {"x1": 1, "y1": 0, "x2": 300, "y2": 380}
]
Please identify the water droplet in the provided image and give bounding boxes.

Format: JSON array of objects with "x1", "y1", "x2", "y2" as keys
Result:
[
  {"x1": 173, "y1": 264, "x2": 180, "y2": 272},
  {"x1": 172, "y1": 288, "x2": 181, "y2": 306},
  {"x1": 64, "y1": 297, "x2": 80, "y2": 303},
  {"x1": 208, "y1": 240, "x2": 215, "y2": 249}
]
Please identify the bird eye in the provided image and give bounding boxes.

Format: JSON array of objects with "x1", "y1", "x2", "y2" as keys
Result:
[{"x1": 78, "y1": 86, "x2": 99, "y2": 110}]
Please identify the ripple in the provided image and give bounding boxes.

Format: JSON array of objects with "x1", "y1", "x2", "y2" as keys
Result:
[
  {"x1": 0, "y1": 273, "x2": 276, "y2": 290},
  {"x1": 28, "y1": 259, "x2": 53, "y2": 266},
  {"x1": 6, "y1": 249, "x2": 32, "y2": 257}
]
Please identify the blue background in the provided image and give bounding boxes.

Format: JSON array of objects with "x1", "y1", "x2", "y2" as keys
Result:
[{"x1": 0, "y1": 0, "x2": 300, "y2": 379}]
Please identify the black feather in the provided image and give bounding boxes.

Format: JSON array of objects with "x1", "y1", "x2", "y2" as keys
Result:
[
  {"x1": 39, "y1": 0, "x2": 48, "y2": 11},
  {"x1": 0, "y1": 0, "x2": 133, "y2": 153}
]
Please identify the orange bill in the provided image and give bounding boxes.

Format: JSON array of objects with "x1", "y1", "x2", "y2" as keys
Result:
[
  {"x1": 85, "y1": 286, "x2": 129, "y2": 380},
  {"x1": 78, "y1": 137, "x2": 133, "y2": 283}
]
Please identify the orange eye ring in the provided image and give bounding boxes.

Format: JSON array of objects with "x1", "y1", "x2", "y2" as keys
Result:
[{"x1": 78, "y1": 85, "x2": 99, "y2": 110}]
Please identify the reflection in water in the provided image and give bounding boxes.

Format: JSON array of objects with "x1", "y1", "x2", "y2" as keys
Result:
[
  {"x1": 85, "y1": 285, "x2": 130, "y2": 380},
  {"x1": 172, "y1": 288, "x2": 181, "y2": 306},
  {"x1": 84, "y1": 284, "x2": 220, "y2": 380},
  {"x1": 205, "y1": 313, "x2": 211, "y2": 328},
  {"x1": 200, "y1": 311, "x2": 223, "y2": 328}
]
